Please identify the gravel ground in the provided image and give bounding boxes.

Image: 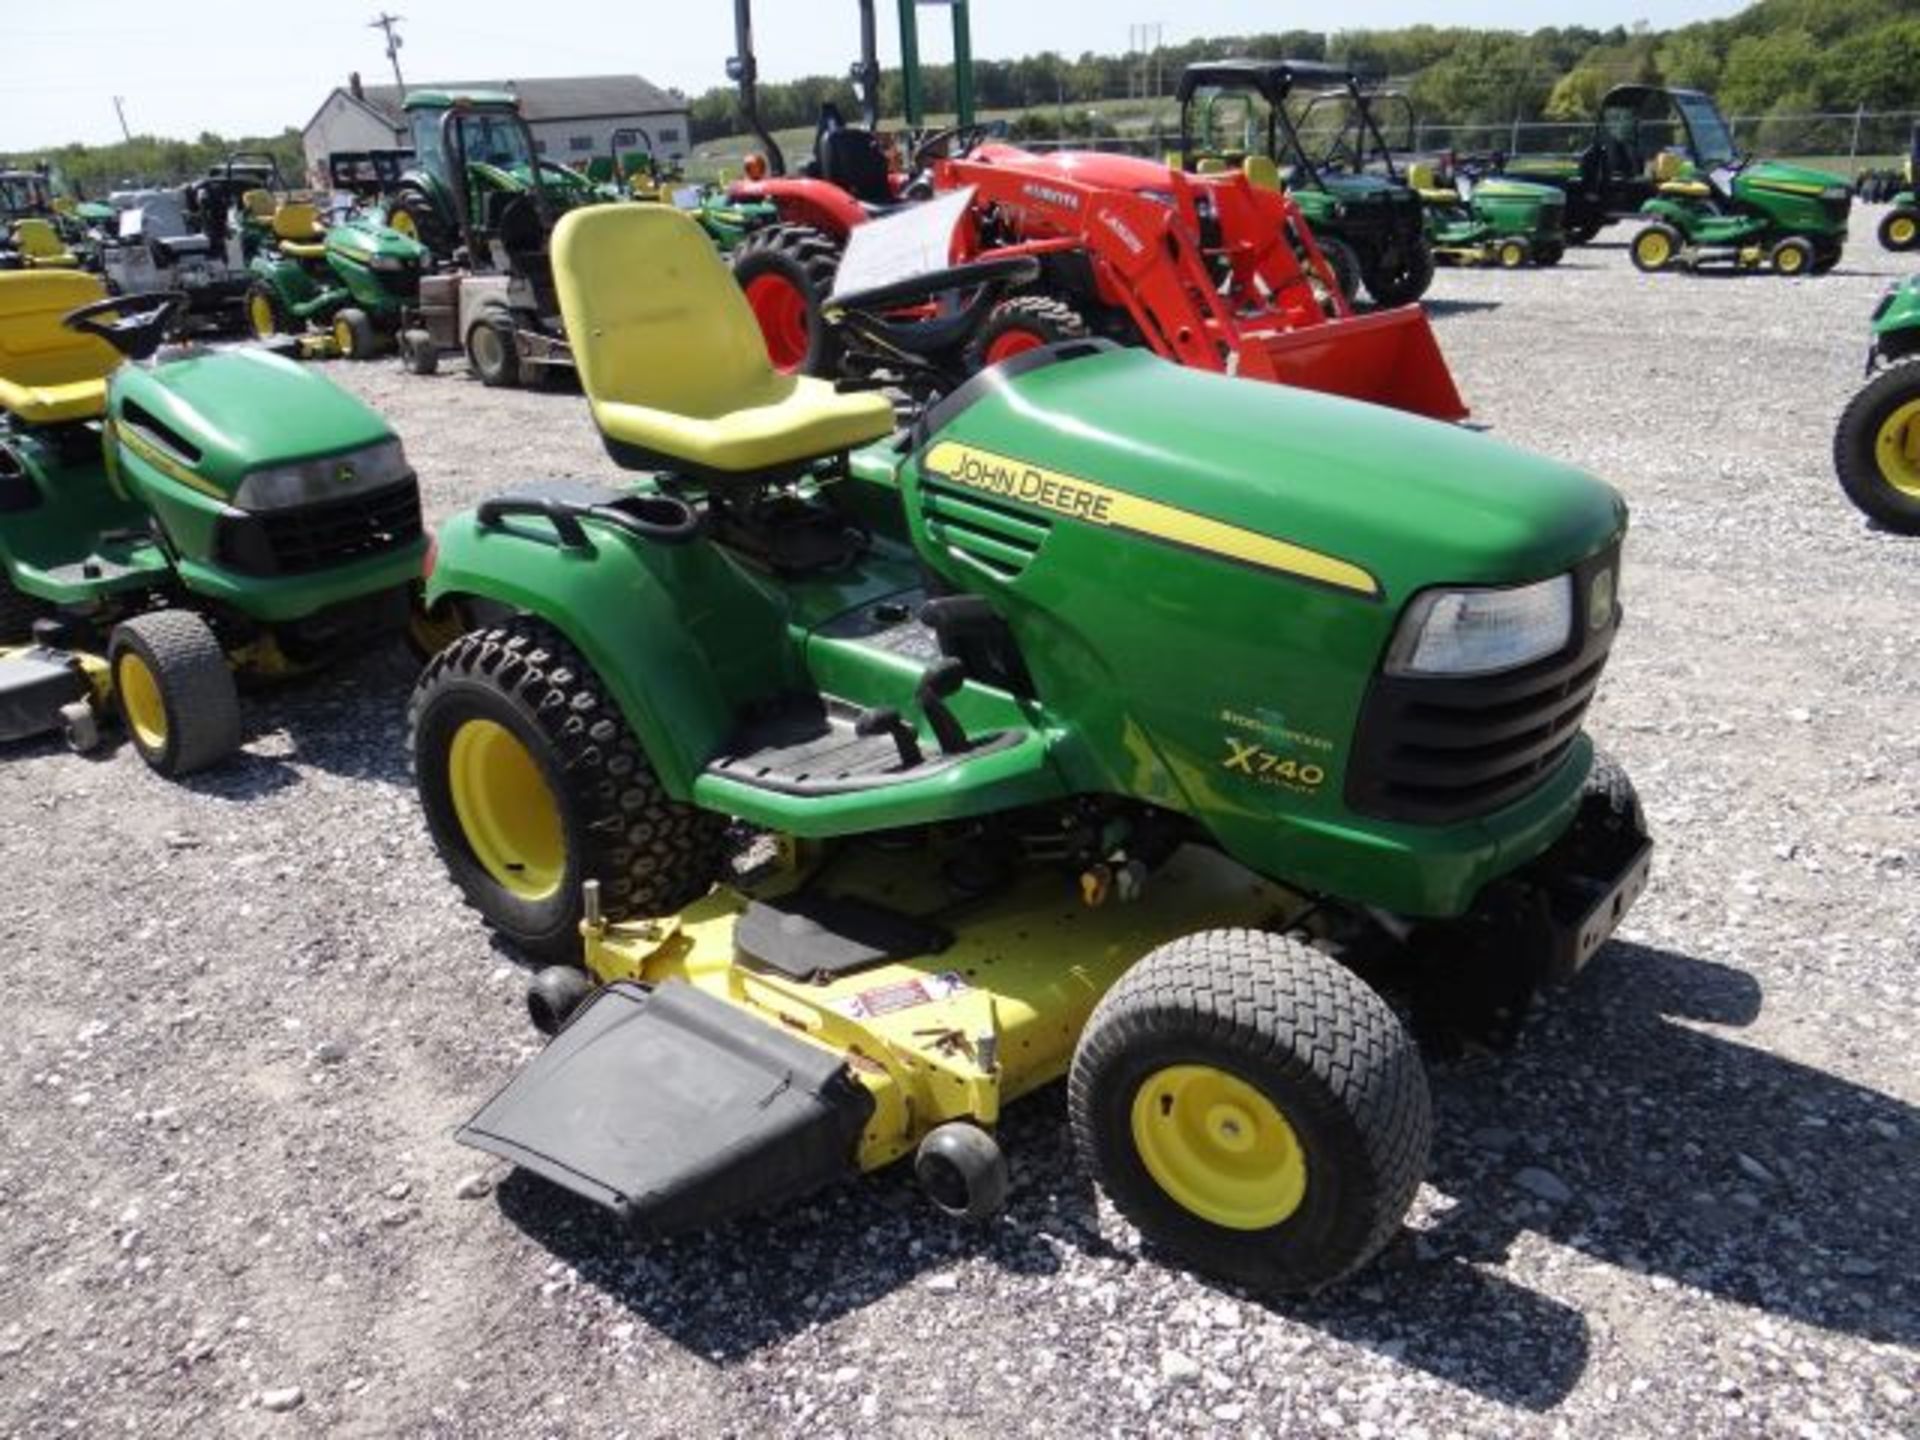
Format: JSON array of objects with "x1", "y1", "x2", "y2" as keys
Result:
[{"x1": 3, "y1": 206, "x2": 1918, "y2": 1440}]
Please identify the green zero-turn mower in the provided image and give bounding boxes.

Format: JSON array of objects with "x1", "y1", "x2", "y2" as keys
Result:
[
  {"x1": 407, "y1": 204, "x2": 1653, "y2": 1293},
  {"x1": 1833, "y1": 275, "x2": 1920, "y2": 533},
  {"x1": 1619, "y1": 89, "x2": 1850, "y2": 278},
  {"x1": 0, "y1": 270, "x2": 430, "y2": 776},
  {"x1": 244, "y1": 205, "x2": 431, "y2": 359},
  {"x1": 1176, "y1": 60, "x2": 1436, "y2": 307}
]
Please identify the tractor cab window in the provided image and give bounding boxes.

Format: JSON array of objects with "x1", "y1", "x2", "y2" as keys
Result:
[
  {"x1": 457, "y1": 114, "x2": 536, "y2": 177},
  {"x1": 1673, "y1": 93, "x2": 1737, "y2": 167},
  {"x1": 409, "y1": 109, "x2": 447, "y2": 182}
]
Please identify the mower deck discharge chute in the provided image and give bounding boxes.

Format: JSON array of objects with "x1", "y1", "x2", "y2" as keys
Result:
[{"x1": 414, "y1": 205, "x2": 1650, "y2": 1292}]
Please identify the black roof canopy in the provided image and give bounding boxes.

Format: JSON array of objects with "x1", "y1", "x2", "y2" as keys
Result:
[{"x1": 1177, "y1": 59, "x2": 1367, "y2": 103}]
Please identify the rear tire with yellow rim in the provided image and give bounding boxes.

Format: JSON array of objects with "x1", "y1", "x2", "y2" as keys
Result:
[
  {"x1": 244, "y1": 280, "x2": 290, "y2": 341},
  {"x1": 108, "y1": 610, "x2": 242, "y2": 776},
  {"x1": 1878, "y1": 207, "x2": 1920, "y2": 253},
  {"x1": 1068, "y1": 929, "x2": 1431, "y2": 1293},
  {"x1": 1630, "y1": 222, "x2": 1681, "y2": 274},
  {"x1": 1834, "y1": 357, "x2": 1920, "y2": 534},
  {"x1": 408, "y1": 619, "x2": 725, "y2": 963}
]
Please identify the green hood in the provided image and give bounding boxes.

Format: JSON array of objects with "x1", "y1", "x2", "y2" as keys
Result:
[
  {"x1": 326, "y1": 214, "x2": 428, "y2": 266},
  {"x1": 115, "y1": 348, "x2": 394, "y2": 498},
  {"x1": 1321, "y1": 173, "x2": 1412, "y2": 203},
  {"x1": 1739, "y1": 158, "x2": 1849, "y2": 195}
]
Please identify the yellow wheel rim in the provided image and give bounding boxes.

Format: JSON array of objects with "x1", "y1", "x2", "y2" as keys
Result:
[
  {"x1": 1130, "y1": 1064, "x2": 1307, "y2": 1230},
  {"x1": 1637, "y1": 231, "x2": 1671, "y2": 268},
  {"x1": 248, "y1": 293, "x2": 276, "y2": 338},
  {"x1": 332, "y1": 316, "x2": 354, "y2": 357},
  {"x1": 1893, "y1": 217, "x2": 1917, "y2": 246},
  {"x1": 408, "y1": 600, "x2": 465, "y2": 657},
  {"x1": 447, "y1": 718, "x2": 566, "y2": 900},
  {"x1": 117, "y1": 651, "x2": 168, "y2": 753},
  {"x1": 390, "y1": 208, "x2": 416, "y2": 239},
  {"x1": 1777, "y1": 245, "x2": 1805, "y2": 274},
  {"x1": 1500, "y1": 242, "x2": 1525, "y2": 268},
  {"x1": 1874, "y1": 397, "x2": 1920, "y2": 498}
]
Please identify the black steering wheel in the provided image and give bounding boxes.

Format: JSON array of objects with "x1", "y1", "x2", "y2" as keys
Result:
[
  {"x1": 62, "y1": 291, "x2": 187, "y2": 361},
  {"x1": 911, "y1": 124, "x2": 996, "y2": 171}
]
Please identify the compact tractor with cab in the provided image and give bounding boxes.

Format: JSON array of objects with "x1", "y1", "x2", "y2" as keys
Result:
[
  {"x1": 390, "y1": 90, "x2": 582, "y2": 386},
  {"x1": 1606, "y1": 87, "x2": 1850, "y2": 278},
  {"x1": 409, "y1": 204, "x2": 1650, "y2": 1292},
  {"x1": 244, "y1": 206, "x2": 430, "y2": 359},
  {"x1": 1833, "y1": 276, "x2": 1920, "y2": 533},
  {"x1": 1175, "y1": 60, "x2": 1435, "y2": 307},
  {"x1": 0, "y1": 272, "x2": 429, "y2": 775}
]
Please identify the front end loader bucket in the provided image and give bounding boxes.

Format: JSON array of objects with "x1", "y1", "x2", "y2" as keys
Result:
[{"x1": 1245, "y1": 305, "x2": 1468, "y2": 423}]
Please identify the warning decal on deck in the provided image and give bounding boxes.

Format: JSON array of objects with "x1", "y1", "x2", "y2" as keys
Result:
[{"x1": 833, "y1": 971, "x2": 970, "y2": 1020}]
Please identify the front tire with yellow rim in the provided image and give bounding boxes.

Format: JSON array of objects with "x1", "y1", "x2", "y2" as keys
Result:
[
  {"x1": 244, "y1": 280, "x2": 290, "y2": 341},
  {"x1": 1630, "y1": 222, "x2": 1681, "y2": 274},
  {"x1": 408, "y1": 618, "x2": 725, "y2": 963},
  {"x1": 1834, "y1": 357, "x2": 1920, "y2": 534},
  {"x1": 1068, "y1": 930, "x2": 1431, "y2": 1293},
  {"x1": 332, "y1": 306, "x2": 378, "y2": 361},
  {"x1": 1879, "y1": 208, "x2": 1920, "y2": 253},
  {"x1": 1769, "y1": 235, "x2": 1814, "y2": 278},
  {"x1": 108, "y1": 610, "x2": 242, "y2": 777},
  {"x1": 1496, "y1": 237, "x2": 1529, "y2": 270}
]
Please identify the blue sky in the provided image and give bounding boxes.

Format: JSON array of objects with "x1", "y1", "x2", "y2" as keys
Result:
[{"x1": 2, "y1": 0, "x2": 1747, "y2": 150}]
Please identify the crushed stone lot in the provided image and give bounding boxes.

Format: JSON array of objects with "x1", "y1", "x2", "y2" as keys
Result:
[{"x1": 3, "y1": 208, "x2": 1919, "y2": 1439}]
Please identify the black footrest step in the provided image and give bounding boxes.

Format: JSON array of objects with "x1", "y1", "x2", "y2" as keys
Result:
[
  {"x1": 457, "y1": 982, "x2": 874, "y2": 1232},
  {"x1": 705, "y1": 690, "x2": 1015, "y2": 796}
]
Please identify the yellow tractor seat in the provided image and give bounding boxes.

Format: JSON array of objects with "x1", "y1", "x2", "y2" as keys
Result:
[
  {"x1": 13, "y1": 219, "x2": 78, "y2": 268},
  {"x1": 0, "y1": 270, "x2": 121, "y2": 425},
  {"x1": 1195, "y1": 157, "x2": 1230, "y2": 175},
  {"x1": 1242, "y1": 154, "x2": 1283, "y2": 192},
  {"x1": 241, "y1": 188, "x2": 277, "y2": 219},
  {"x1": 1406, "y1": 163, "x2": 1458, "y2": 205},
  {"x1": 551, "y1": 205, "x2": 893, "y2": 474},
  {"x1": 1659, "y1": 179, "x2": 1712, "y2": 198},
  {"x1": 271, "y1": 202, "x2": 325, "y2": 244},
  {"x1": 1652, "y1": 151, "x2": 1686, "y2": 183}
]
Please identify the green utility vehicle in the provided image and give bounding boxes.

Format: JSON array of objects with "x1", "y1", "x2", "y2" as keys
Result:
[
  {"x1": 409, "y1": 204, "x2": 1651, "y2": 1293},
  {"x1": 1834, "y1": 276, "x2": 1920, "y2": 532},
  {"x1": 1614, "y1": 88, "x2": 1849, "y2": 277},
  {"x1": 1177, "y1": 60, "x2": 1435, "y2": 306},
  {"x1": 1302, "y1": 86, "x2": 1567, "y2": 267},
  {"x1": 0, "y1": 271, "x2": 428, "y2": 775},
  {"x1": 244, "y1": 206, "x2": 431, "y2": 358}
]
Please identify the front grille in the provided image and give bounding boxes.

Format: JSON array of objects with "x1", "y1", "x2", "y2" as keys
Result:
[
  {"x1": 217, "y1": 478, "x2": 423, "y2": 577},
  {"x1": 1346, "y1": 545, "x2": 1619, "y2": 825}
]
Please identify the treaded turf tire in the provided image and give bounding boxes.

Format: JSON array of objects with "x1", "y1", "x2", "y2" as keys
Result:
[
  {"x1": 732, "y1": 223, "x2": 845, "y2": 376},
  {"x1": 965, "y1": 294, "x2": 1091, "y2": 371},
  {"x1": 1834, "y1": 358, "x2": 1920, "y2": 534},
  {"x1": 408, "y1": 618, "x2": 724, "y2": 963},
  {"x1": 109, "y1": 610, "x2": 242, "y2": 777},
  {"x1": 1069, "y1": 929, "x2": 1432, "y2": 1293}
]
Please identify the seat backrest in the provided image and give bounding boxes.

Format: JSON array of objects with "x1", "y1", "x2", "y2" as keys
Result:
[
  {"x1": 0, "y1": 271, "x2": 119, "y2": 392},
  {"x1": 242, "y1": 188, "x2": 276, "y2": 218},
  {"x1": 13, "y1": 218, "x2": 69, "y2": 259},
  {"x1": 1242, "y1": 154, "x2": 1283, "y2": 191},
  {"x1": 818, "y1": 128, "x2": 894, "y2": 205},
  {"x1": 552, "y1": 204, "x2": 782, "y2": 421},
  {"x1": 1195, "y1": 157, "x2": 1230, "y2": 175},
  {"x1": 272, "y1": 202, "x2": 322, "y2": 241},
  {"x1": 1408, "y1": 161, "x2": 1436, "y2": 190},
  {"x1": 1653, "y1": 150, "x2": 1684, "y2": 183}
]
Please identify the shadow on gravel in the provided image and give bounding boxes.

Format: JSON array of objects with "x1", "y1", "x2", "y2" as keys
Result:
[
  {"x1": 1422, "y1": 940, "x2": 1917, "y2": 1352},
  {"x1": 1423, "y1": 297, "x2": 1504, "y2": 317},
  {"x1": 204, "y1": 648, "x2": 418, "y2": 792}
]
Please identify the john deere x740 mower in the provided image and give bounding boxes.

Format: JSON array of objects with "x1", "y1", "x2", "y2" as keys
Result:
[
  {"x1": 408, "y1": 205, "x2": 1651, "y2": 1292},
  {"x1": 1833, "y1": 276, "x2": 1920, "y2": 533},
  {"x1": 0, "y1": 271, "x2": 428, "y2": 775},
  {"x1": 245, "y1": 206, "x2": 430, "y2": 358}
]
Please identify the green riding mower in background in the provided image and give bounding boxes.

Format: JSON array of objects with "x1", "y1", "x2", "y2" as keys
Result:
[
  {"x1": 1177, "y1": 60, "x2": 1435, "y2": 307},
  {"x1": 1410, "y1": 163, "x2": 1568, "y2": 268},
  {"x1": 1619, "y1": 91, "x2": 1849, "y2": 278},
  {"x1": 245, "y1": 206, "x2": 430, "y2": 359},
  {"x1": 1876, "y1": 124, "x2": 1920, "y2": 253},
  {"x1": 0, "y1": 271, "x2": 429, "y2": 775},
  {"x1": 408, "y1": 205, "x2": 1651, "y2": 1294},
  {"x1": 1834, "y1": 276, "x2": 1920, "y2": 533}
]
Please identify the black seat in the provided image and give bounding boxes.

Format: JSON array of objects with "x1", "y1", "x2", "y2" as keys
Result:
[{"x1": 815, "y1": 107, "x2": 894, "y2": 206}]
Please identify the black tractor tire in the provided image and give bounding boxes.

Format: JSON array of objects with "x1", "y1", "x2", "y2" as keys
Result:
[
  {"x1": 1879, "y1": 207, "x2": 1920, "y2": 253},
  {"x1": 399, "y1": 328, "x2": 439, "y2": 376},
  {"x1": 0, "y1": 581, "x2": 49, "y2": 644},
  {"x1": 1769, "y1": 236, "x2": 1815, "y2": 278},
  {"x1": 732, "y1": 223, "x2": 845, "y2": 377},
  {"x1": 1360, "y1": 241, "x2": 1436, "y2": 308},
  {"x1": 466, "y1": 310, "x2": 521, "y2": 388},
  {"x1": 108, "y1": 610, "x2": 242, "y2": 777},
  {"x1": 965, "y1": 294, "x2": 1091, "y2": 372},
  {"x1": 1834, "y1": 358, "x2": 1920, "y2": 534},
  {"x1": 1313, "y1": 235, "x2": 1364, "y2": 306},
  {"x1": 332, "y1": 306, "x2": 378, "y2": 360},
  {"x1": 244, "y1": 280, "x2": 292, "y2": 340},
  {"x1": 409, "y1": 619, "x2": 726, "y2": 963},
  {"x1": 1069, "y1": 929, "x2": 1432, "y2": 1294},
  {"x1": 1532, "y1": 240, "x2": 1566, "y2": 267},
  {"x1": 1630, "y1": 222, "x2": 1682, "y2": 274},
  {"x1": 388, "y1": 194, "x2": 450, "y2": 259},
  {"x1": 1583, "y1": 747, "x2": 1648, "y2": 842}
]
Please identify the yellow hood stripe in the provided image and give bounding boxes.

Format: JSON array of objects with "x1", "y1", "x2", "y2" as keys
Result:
[
  {"x1": 116, "y1": 422, "x2": 226, "y2": 499},
  {"x1": 921, "y1": 441, "x2": 1380, "y2": 597}
]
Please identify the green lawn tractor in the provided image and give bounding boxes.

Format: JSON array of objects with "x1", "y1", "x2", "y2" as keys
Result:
[
  {"x1": 244, "y1": 206, "x2": 430, "y2": 359},
  {"x1": 1176, "y1": 60, "x2": 1435, "y2": 307},
  {"x1": 1619, "y1": 93, "x2": 1849, "y2": 277},
  {"x1": 0, "y1": 270, "x2": 429, "y2": 775},
  {"x1": 409, "y1": 204, "x2": 1651, "y2": 1293},
  {"x1": 1876, "y1": 124, "x2": 1920, "y2": 252},
  {"x1": 389, "y1": 91, "x2": 586, "y2": 386},
  {"x1": 1833, "y1": 276, "x2": 1920, "y2": 533}
]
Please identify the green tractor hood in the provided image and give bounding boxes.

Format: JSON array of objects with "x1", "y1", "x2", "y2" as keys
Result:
[
  {"x1": 116, "y1": 348, "x2": 395, "y2": 500},
  {"x1": 326, "y1": 213, "x2": 429, "y2": 268},
  {"x1": 1321, "y1": 173, "x2": 1409, "y2": 204},
  {"x1": 1737, "y1": 158, "x2": 1850, "y2": 197}
]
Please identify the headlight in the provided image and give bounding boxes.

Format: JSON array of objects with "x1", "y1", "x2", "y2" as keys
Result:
[
  {"x1": 1823, "y1": 186, "x2": 1851, "y2": 202},
  {"x1": 1386, "y1": 575, "x2": 1574, "y2": 677},
  {"x1": 234, "y1": 437, "x2": 411, "y2": 511},
  {"x1": 369, "y1": 253, "x2": 411, "y2": 272}
]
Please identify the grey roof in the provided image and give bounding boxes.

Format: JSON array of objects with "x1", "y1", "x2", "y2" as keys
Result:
[{"x1": 355, "y1": 75, "x2": 685, "y2": 124}]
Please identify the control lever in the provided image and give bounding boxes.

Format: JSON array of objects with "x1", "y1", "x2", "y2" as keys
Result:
[
  {"x1": 915, "y1": 658, "x2": 971, "y2": 756},
  {"x1": 855, "y1": 706, "x2": 923, "y2": 768}
]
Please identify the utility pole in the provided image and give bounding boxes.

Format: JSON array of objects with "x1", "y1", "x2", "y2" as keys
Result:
[
  {"x1": 112, "y1": 96, "x2": 132, "y2": 141},
  {"x1": 369, "y1": 12, "x2": 408, "y2": 95}
]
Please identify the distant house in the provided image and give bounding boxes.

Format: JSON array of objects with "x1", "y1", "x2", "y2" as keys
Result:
[{"x1": 300, "y1": 72, "x2": 691, "y2": 183}]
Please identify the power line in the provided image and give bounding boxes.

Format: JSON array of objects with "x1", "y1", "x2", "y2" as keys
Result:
[{"x1": 369, "y1": 12, "x2": 408, "y2": 95}]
